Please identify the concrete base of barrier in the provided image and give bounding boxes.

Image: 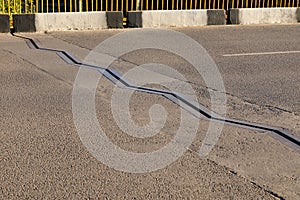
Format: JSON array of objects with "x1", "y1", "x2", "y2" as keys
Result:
[
  {"x1": 128, "y1": 11, "x2": 143, "y2": 28},
  {"x1": 207, "y1": 10, "x2": 226, "y2": 25},
  {"x1": 230, "y1": 8, "x2": 300, "y2": 25},
  {"x1": 0, "y1": 14, "x2": 10, "y2": 33},
  {"x1": 35, "y1": 12, "x2": 108, "y2": 31},
  {"x1": 106, "y1": 12, "x2": 123, "y2": 28},
  {"x1": 13, "y1": 14, "x2": 36, "y2": 32},
  {"x1": 13, "y1": 11, "x2": 123, "y2": 32},
  {"x1": 128, "y1": 10, "x2": 226, "y2": 28},
  {"x1": 297, "y1": 8, "x2": 300, "y2": 22}
]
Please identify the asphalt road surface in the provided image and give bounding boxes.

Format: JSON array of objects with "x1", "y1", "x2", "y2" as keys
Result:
[{"x1": 1, "y1": 24, "x2": 299, "y2": 199}]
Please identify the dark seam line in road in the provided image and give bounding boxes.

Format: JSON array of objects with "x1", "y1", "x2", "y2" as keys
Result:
[{"x1": 12, "y1": 33, "x2": 300, "y2": 149}]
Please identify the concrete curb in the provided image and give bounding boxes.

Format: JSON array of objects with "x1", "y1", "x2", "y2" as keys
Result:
[
  {"x1": 0, "y1": 14, "x2": 10, "y2": 33},
  {"x1": 230, "y1": 8, "x2": 299, "y2": 25},
  {"x1": 13, "y1": 12, "x2": 123, "y2": 32},
  {"x1": 127, "y1": 10, "x2": 226, "y2": 28}
]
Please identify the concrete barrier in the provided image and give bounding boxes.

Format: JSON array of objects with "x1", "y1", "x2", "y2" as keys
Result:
[
  {"x1": 106, "y1": 12, "x2": 123, "y2": 28},
  {"x1": 230, "y1": 8, "x2": 300, "y2": 25},
  {"x1": 13, "y1": 14, "x2": 36, "y2": 32},
  {"x1": 297, "y1": 8, "x2": 300, "y2": 22},
  {"x1": 13, "y1": 11, "x2": 123, "y2": 32},
  {"x1": 0, "y1": 14, "x2": 10, "y2": 33},
  {"x1": 128, "y1": 10, "x2": 226, "y2": 28}
]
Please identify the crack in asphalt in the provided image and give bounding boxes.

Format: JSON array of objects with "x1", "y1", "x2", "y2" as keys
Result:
[{"x1": 12, "y1": 33, "x2": 300, "y2": 151}]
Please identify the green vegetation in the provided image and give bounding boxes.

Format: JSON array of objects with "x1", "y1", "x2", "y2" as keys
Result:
[{"x1": 0, "y1": 0, "x2": 34, "y2": 15}]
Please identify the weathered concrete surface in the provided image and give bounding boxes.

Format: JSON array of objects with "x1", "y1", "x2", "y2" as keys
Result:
[
  {"x1": 207, "y1": 10, "x2": 226, "y2": 25},
  {"x1": 0, "y1": 14, "x2": 10, "y2": 33},
  {"x1": 229, "y1": 9, "x2": 240, "y2": 24},
  {"x1": 13, "y1": 12, "x2": 108, "y2": 32},
  {"x1": 142, "y1": 10, "x2": 208, "y2": 28},
  {"x1": 128, "y1": 10, "x2": 226, "y2": 28},
  {"x1": 127, "y1": 11, "x2": 143, "y2": 28},
  {"x1": 106, "y1": 11, "x2": 123, "y2": 28},
  {"x1": 13, "y1": 14, "x2": 36, "y2": 32},
  {"x1": 297, "y1": 8, "x2": 300, "y2": 22},
  {"x1": 230, "y1": 8, "x2": 298, "y2": 25},
  {"x1": 35, "y1": 12, "x2": 108, "y2": 31}
]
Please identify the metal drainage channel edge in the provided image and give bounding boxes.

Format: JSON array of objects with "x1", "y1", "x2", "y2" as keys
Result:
[{"x1": 12, "y1": 33, "x2": 300, "y2": 151}]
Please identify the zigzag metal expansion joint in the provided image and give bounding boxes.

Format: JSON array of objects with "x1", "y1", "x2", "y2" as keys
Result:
[{"x1": 12, "y1": 33, "x2": 300, "y2": 151}]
